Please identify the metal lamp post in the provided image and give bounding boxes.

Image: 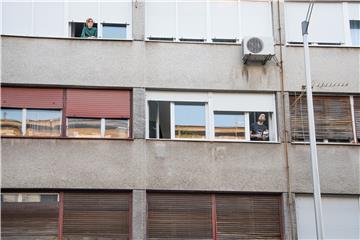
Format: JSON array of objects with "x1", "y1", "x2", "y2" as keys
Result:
[{"x1": 301, "y1": 2, "x2": 325, "y2": 239}]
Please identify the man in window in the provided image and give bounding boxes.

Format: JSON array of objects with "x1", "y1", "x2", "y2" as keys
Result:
[
  {"x1": 81, "y1": 18, "x2": 97, "y2": 38},
  {"x1": 250, "y1": 113, "x2": 269, "y2": 141}
]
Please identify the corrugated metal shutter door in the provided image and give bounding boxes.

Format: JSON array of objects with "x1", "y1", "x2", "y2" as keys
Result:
[
  {"x1": 1, "y1": 87, "x2": 64, "y2": 109},
  {"x1": 354, "y1": 96, "x2": 360, "y2": 141},
  {"x1": 216, "y1": 194, "x2": 281, "y2": 239},
  {"x1": 1, "y1": 202, "x2": 59, "y2": 239},
  {"x1": 66, "y1": 89, "x2": 131, "y2": 118},
  {"x1": 290, "y1": 95, "x2": 353, "y2": 141},
  {"x1": 147, "y1": 193, "x2": 212, "y2": 239},
  {"x1": 62, "y1": 192, "x2": 130, "y2": 240}
]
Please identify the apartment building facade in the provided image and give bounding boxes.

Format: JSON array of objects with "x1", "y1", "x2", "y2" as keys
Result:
[{"x1": 1, "y1": 0, "x2": 359, "y2": 239}]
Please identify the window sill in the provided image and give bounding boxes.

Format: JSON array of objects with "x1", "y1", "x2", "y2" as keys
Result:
[
  {"x1": 146, "y1": 138, "x2": 280, "y2": 144},
  {"x1": 291, "y1": 141, "x2": 359, "y2": 146},
  {"x1": 145, "y1": 38, "x2": 242, "y2": 46},
  {"x1": 285, "y1": 43, "x2": 360, "y2": 49},
  {"x1": 1, "y1": 136, "x2": 134, "y2": 141},
  {"x1": 1, "y1": 34, "x2": 133, "y2": 42}
]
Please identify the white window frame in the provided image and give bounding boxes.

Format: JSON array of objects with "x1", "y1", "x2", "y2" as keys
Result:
[
  {"x1": 145, "y1": 91, "x2": 278, "y2": 143},
  {"x1": 1, "y1": 193, "x2": 59, "y2": 203}
]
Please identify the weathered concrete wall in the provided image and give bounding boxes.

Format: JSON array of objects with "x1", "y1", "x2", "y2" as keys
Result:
[
  {"x1": 288, "y1": 144, "x2": 360, "y2": 194},
  {"x1": 2, "y1": 138, "x2": 359, "y2": 194},
  {"x1": 1, "y1": 36, "x2": 281, "y2": 91},
  {"x1": 283, "y1": 46, "x2": 360, "y2": 93},
  {"x1": 1, "y1": 138, "x2": 287, "y2": 192}
]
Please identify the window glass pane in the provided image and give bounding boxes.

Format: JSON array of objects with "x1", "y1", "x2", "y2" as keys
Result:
[
  {"x1": 1, "y1": 193, "x2": 19, "y2": 202},
  {"x1": 175, "y1": 103, "x2": 206, "y2": 139},
  {"x1": 350, "y1": 20, "x2": 360, "y2": 46},
  {"x1": 67, "y1": 118, "x2": 101, "y2": 138},
  {"x1": 214, "y1": 112, "x2": 245, "y2": 140},
  {"x1": 25, "y1": 109, "x2": 61, "y2": 137},
  {"x1": 250, "y1": 112, "x2": 270, "y2": 141},
  {"x1": 102, "y1": 24, "x2": 126, "y2": 39},
  {"x1": 41, "y1": 194, "x2": 58, "y2": 203},
  {"x1": 22, "y1": 194, "x2": 41, "y2": 202},
  {"x1": 105, "y1": 119, "x2": 129, "y2": 138},
  {"x1": 0, "y1": 108, "x2": 23, "y2": 136}
]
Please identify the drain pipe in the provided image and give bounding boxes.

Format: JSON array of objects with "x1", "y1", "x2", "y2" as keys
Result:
[{"x1": 276, "y1": 0, "x2": 295, "y2": 239}]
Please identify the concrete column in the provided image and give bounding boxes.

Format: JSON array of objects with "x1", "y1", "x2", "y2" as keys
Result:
[
  {"x1": 282, "y1": 192, "x2": 296, "y2": 240},
  {"x1": 132, "y1": 0, "x2": 145, "y2": 40},
  {"x1": 132, "y1": 189, "x2": 147, "y2": 240},
  {"x1": 133, "y1": 88, "x2": 146, "y2": 139}
]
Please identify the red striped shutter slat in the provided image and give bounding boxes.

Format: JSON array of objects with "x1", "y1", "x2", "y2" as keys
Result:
[
  {"x1": 62, "y1": 192, "x2": 130, "y2": 240},
  {"x1": 147, "y1": 193, "x2": 213, "y2": 240},
  {"x1": 65, "y1": 89, "x2": 130, "y2": 118},
  {"x1": 1, "y1": 87, "x2": 63, "y2": 109}
]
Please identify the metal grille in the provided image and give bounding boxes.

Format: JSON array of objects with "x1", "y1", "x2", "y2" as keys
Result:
[
  {"x1": 63, "y1": 192, "x2": 130, "y2": 240},
  {"x1": 290, "y1": 95, "x2": 353, "y2": 142},
  {"x1": 246, "y1": 37, "x2": 263, "y2": 53}
]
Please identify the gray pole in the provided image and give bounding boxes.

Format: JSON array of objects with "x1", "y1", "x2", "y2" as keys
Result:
[{"x1": 302, "y1": 20, "x2": 325, "y2": 239}]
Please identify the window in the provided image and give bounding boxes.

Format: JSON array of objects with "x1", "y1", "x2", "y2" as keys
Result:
[
  {"x1": 296, "y1": 195, "x2": 360, "y2": 239},
  {"x1": 175, "y1": 103, "x2": 206, "y2": 139},
  {"x1": 1, "y1": 193, "x2": 58, "y2": 203},
  {"x1": 102, "y1": 23, "x2": 127, "y2": 39},
  {"x1": 250, "y1": 112, "x2": 271, "y2": 141},
  {"x1": 1, "y1": 193, "x2": 59, "y2": 239},
  {"x1": 145, "y1": 1, "x2": 273, "y2": 43},
  {"x1": 285, "y1": 2, "x2": 345, "y2": 44},
  {"x1": 214, "y1": 112, "x2": 245, "y2": 140},
  {"x1": 350, "y1": 20, "x2": 360, "y2": 46},
  {"x1": 0, "y1": 108, "x2": 61, "y2": 137},
  {"x1": 147, "y1": 91, "x2": 277, "y2": 142},
  {"x1": 0, "y1": 108, "x2": 23, "y2": 136},
  {"x1": 147, "y1": 193, "x2": 282, "y2": 239},
  {"x1": 69, "y1": 22, "x2": 98, "y2": 38},
  {"x1": 290, "y1": 95, "x2": 354, "y2": 143},
  {"x1": 67, "y1": 118, "x2": 129, "y2": 138},
  {"x1": 25, "y1": 109, "x2": 61, "y2": 137},
  {"x1": 105, "y1": 119, "x2": 129, "y2": 138},
  {"x1": 67, "y1": 118, "x2": 101, "y2": 138}
]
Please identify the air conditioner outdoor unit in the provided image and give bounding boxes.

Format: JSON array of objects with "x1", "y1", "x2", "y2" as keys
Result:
[{"x1": 242, "y1": 36, "x2": 274, "y2": 64}]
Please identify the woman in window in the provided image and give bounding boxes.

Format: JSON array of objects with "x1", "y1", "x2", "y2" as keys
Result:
[{"x1": 81, "y1": 18, "x2": 97, "y2": 38}]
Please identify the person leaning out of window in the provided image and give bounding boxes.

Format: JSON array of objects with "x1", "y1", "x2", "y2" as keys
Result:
[
  {"x1": 81, "y1": 18, "x2": 97, "y2": 38},
  {"x1": 250, "y1": 113, "x2": 269, "y2": 141}
]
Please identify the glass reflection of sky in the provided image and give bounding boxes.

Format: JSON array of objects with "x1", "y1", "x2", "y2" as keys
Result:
[
  {"x1": 1, "y1": 109, "x2": 22, "y2": 121},
  {"x1": 175, "y1": 103, "x2": 205, "y2": 126},
  {"x1": 103, "y1": 25, "x2": 127, "y2": 39},
  {"x1": 214, "y1": 113, "x2": 245, "y2": 127},
  {"x1": 27, "y1": 110, "x2": 61, "y2": 121}
]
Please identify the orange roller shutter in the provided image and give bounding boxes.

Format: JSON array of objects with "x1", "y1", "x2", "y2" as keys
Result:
[
  {"x1": 1, "y1": 87, "x2": 63, "y2": 109},
  {"x1": 65, "y1": 89, "x2": 131, "y2": 118}
]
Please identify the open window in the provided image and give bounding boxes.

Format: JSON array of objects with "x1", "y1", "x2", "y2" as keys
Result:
[
  {"x1": 69, "y1": 22, "x2": 98, "y2": 38},
  {"x1": 147, "y1": 91, "x2": 277, "y2": 142}
]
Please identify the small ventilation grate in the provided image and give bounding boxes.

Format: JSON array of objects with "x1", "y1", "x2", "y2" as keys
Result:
[{"x1": 247, "y1": 37, "x2": 263, "y2": 53}]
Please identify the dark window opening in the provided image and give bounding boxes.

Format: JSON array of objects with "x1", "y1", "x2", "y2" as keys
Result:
[
  {"x1": 69, "y1": 22, "x2": 97, "y2": 38},
  {"x1": 148, "y1": 101, "x2": 171, "y2": 139},
  {"x1": 250, "y1": 112, "x2": 270, "y2": 141}
]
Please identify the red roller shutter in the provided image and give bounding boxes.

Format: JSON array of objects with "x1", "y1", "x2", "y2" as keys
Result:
[
  {"x1": 147, "y1": 193, "x2": 212, "y2": 240},
  {"x1": 66, "y1": 89, "x2": 130, "y2": 118},
  {"x1": 216, "y1": 194, "x2": 282, "y2": 240},
  {"x1": 1, "y1": 87, "x2": 63, "y2": 109},
  {"x1": 63, "y1": 192, "x2": 130, "y2": 240},
  {"x1": 1, "y1": 202, "x2": 59, "y2": 239}
]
